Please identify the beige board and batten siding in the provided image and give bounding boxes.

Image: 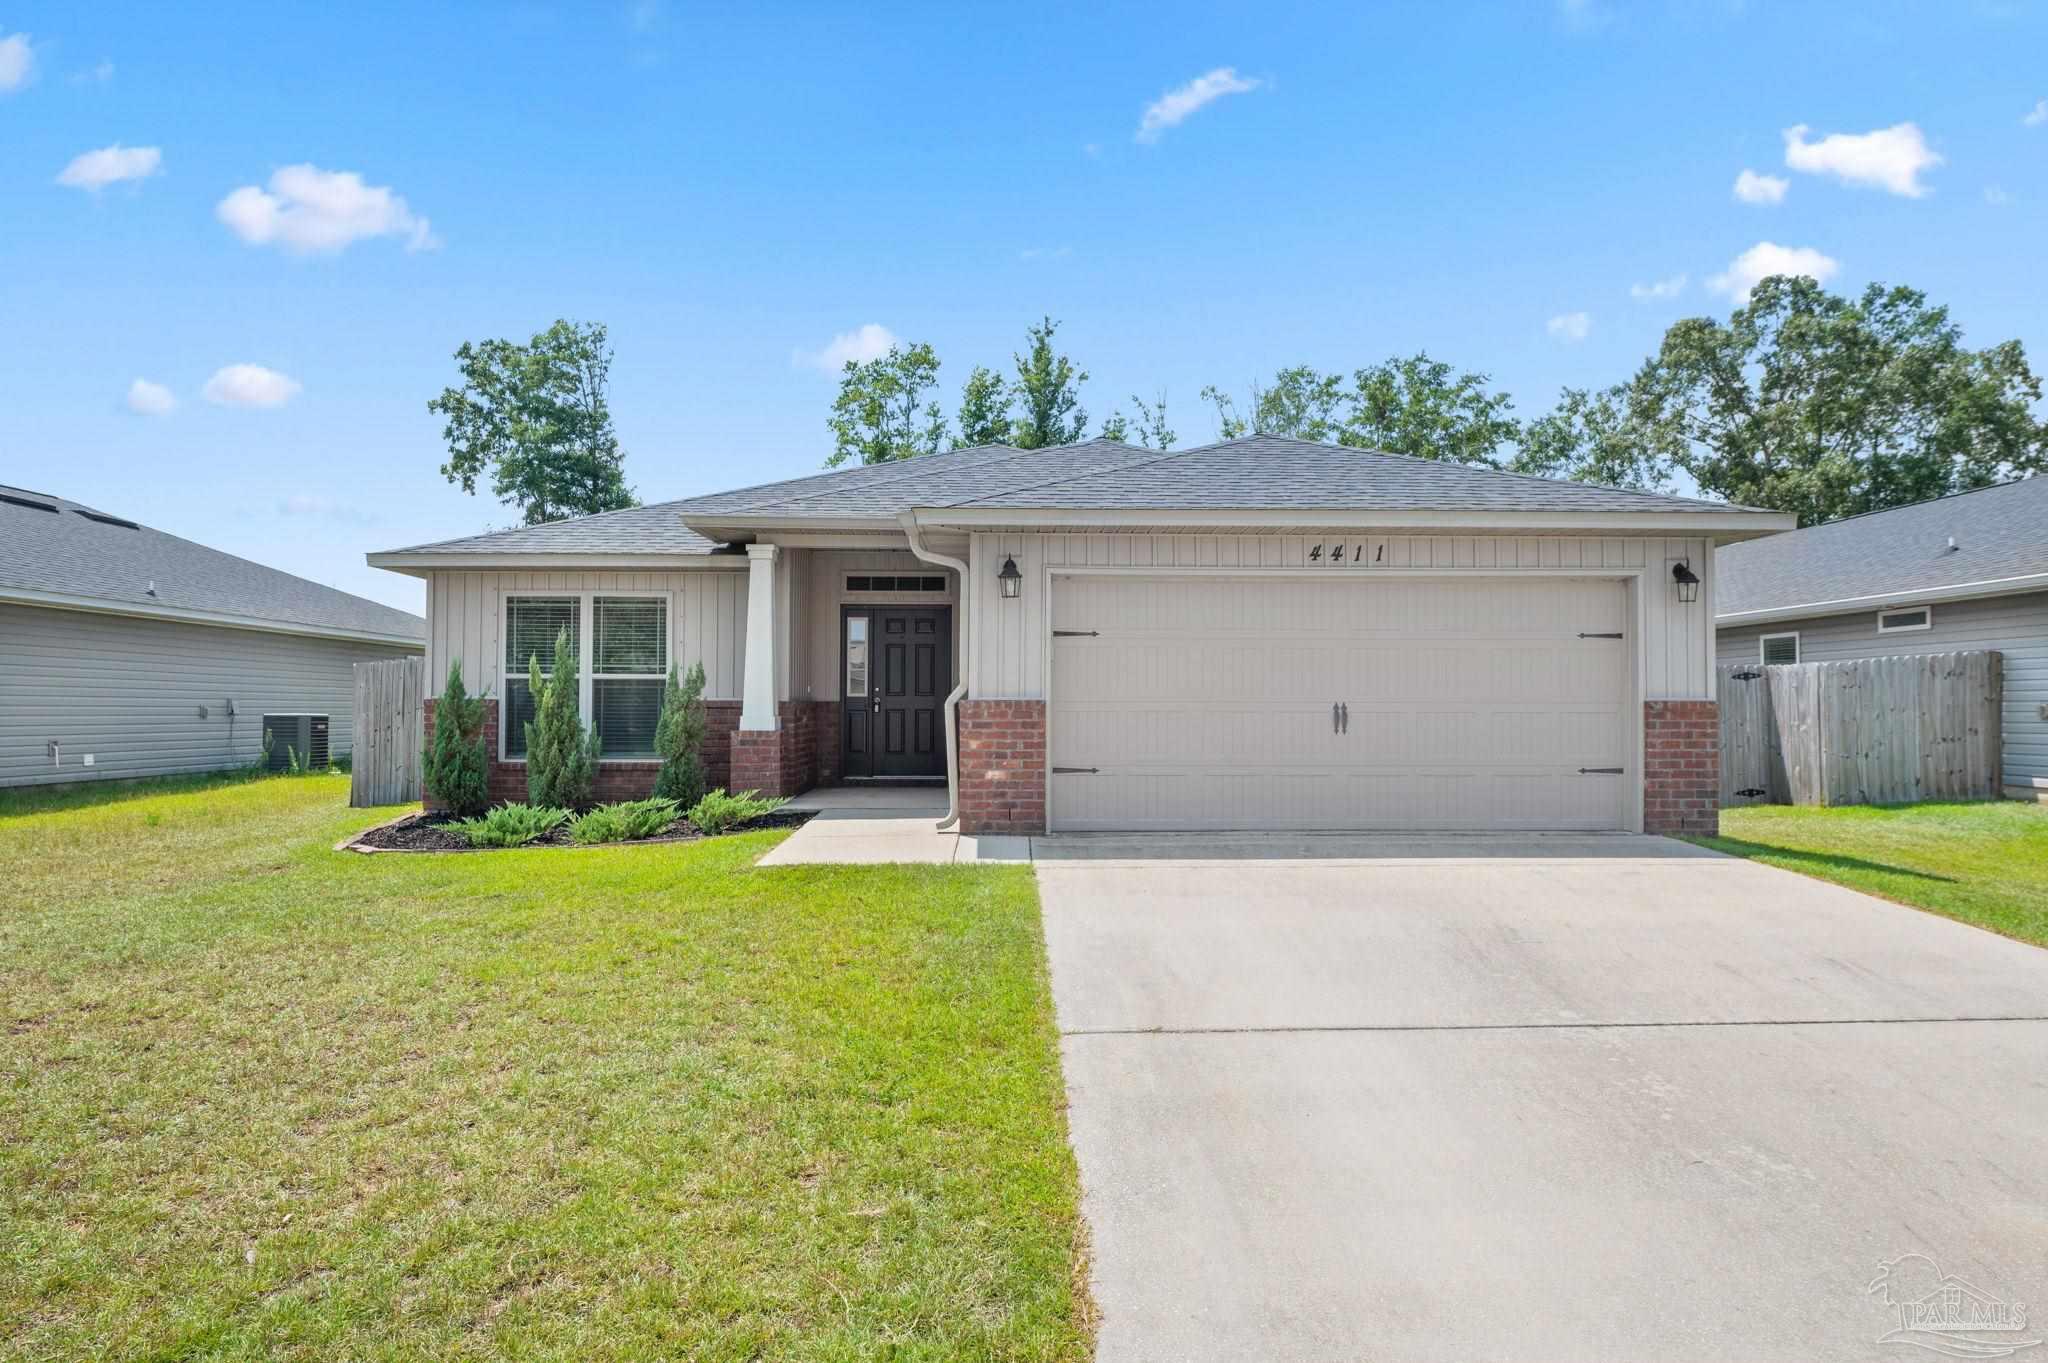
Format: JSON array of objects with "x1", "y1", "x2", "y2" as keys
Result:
[
  {"x1": 968, "y1": 533, "x2": 1718, "y2": 701},
  {"x1": 1719, "y1": 589, "x2": 2048, "y2": 788},
  {"x1": 424, "y1": 569, "x2": 749, "y2": 701},
  {"x1": 0, "y1": 601, "x2": 418, "y2": 787}
]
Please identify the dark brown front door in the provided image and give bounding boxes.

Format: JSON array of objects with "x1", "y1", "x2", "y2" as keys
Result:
[{"x1": 841, "y1": 607, "x2": 950, "y2": 778}]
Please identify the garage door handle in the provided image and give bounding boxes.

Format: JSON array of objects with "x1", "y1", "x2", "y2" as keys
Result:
[
  {"x1": 1339, "y1": 702, "x2": 1349, "y2": 734},
  {"x1": 1577, "y1": 767, "x2": 1624, "y2": 775},
  {"x1": 1332, "y1": 702, "x2": 1341, "y2": 734},
  {"x1": 1577, "y1": 632, "x2": 1624, "y2": 639}
]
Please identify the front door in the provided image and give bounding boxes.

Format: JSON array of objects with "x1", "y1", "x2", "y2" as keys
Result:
[{"x1": 841, "y1": 607, "x2": 950, "y2": 778}]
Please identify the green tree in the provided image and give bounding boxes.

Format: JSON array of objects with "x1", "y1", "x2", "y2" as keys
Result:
[
  {"x1": 1342, "y1": 353, "x2": 1520, "y2": 466},
  {"x1": 429, "y1": 319, "x2": 635, "y2": 525},
  {"x1": 422, "y1": 660, "x2": 490, "y2": 816},
  {"x1": 1010, "y1": 316, "x2": 1089, "y2": 448},
  {"x1": 652, "y1": 661, "x2": 708, "y2": 806},
  {"x1": 525, "y1": 626, "x2": 600, "y2": 810},
  {"x1": 1205, "y1": 366, "x2": 1347, "y2": 440},
  {"x1": 953, "y1": 365, "x2": 1013, "y2": 447},
  {"x1": 1098, "y1": 410, "x2": 1130, "y2": 441},
  {"x1": 826, "y1": 341, "x2": 948, "y2": 466},
  {"x1": 1629, "y1": 276, "x2": 2048, "y2": 525},
  {"x1": 1511, "y1": 385, "x2": 1679, "y2": 492},
  {"x1": 1129, "y1": 391, "x2": 1176, "y2": 450}
]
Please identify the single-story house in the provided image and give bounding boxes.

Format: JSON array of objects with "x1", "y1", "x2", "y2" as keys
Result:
[
  {"x1": 1716, "y1": 475, "x2": 2047, "y2": 803},
  {"x1": 1, "y1": 484, "x2": 425, "y2": 788},
  {"x1": 368, "y1": 435, "x2": 1792, "y2": 835}
]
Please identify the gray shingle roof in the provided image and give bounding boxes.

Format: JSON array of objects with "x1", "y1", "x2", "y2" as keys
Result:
[
  {"x1": 1717, "y1": 476, "x2": 2048, "y2": 617},
  {"x1": 375, "y1": 435, "x2": 1770, "y2": 563},
  {"x1": 1, "y1": 484, "x2": 424, "y2": 643},
  {"x1": 379, "y1": 498, "x2": 723, "y2": 556}
]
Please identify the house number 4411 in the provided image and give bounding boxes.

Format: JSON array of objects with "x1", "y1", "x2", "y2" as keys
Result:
[{"x1": 1307, "y1": 543, "x2": 1382, "y2": 564}]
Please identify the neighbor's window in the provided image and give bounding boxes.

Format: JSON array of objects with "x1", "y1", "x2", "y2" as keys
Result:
[
  {"x1": 1877, "y1": 606, "x2": 1932, "y2": 634},
  {"x1": 592, "y1": 597, "x2": 667, "y2": 757},
  {"x1": 846, "y1": 616, "x2": 869, "y2": 696},
  {"x1": 1760, "y1": 632, "x2": 1800, "y2": 666},
  {"x1": 504, "y1": 596, "x2": 578, "y2": 757}
]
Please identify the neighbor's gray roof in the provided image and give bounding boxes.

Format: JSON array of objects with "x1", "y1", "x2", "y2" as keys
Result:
[
  {"x1": 1717, "y1": 476, "x2": 2048, "y2": 617},
  {"x1": 0, "y1": 484, "x2": 425, "y2": 643},
  {"x1": 375, "y1": 435, "x2": 1768, "y2": 562}
]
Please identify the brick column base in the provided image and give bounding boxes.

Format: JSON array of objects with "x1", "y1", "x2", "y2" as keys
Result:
[
  {"x1": 958, "y1": 699, "x2": 1046, "y2": 835},
  {"x1": 423, "y1": 696, "x2": 745, "y2": 811},
  {"x1": 811, "y1": 700, "x2": 843, "y2": 786},
  {"x1": 727, "y1": 701, "x2": 818, "y2": 798},
  {"x1": 1644, "y1": 700, "x2": 1719, "y2": 837}
]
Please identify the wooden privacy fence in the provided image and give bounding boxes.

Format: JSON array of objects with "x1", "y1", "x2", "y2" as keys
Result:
[
  {"x1": 351, "y1": 656, "x2": 425, "y2": 807},
  {"x1": 1719, "y1": 651, "x2": 2003, "y2": 809}
]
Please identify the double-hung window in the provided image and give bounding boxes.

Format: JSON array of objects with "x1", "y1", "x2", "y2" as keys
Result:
[
  {"x1": 591, "y1": 596, "x2": 667, "y2": 757},
  {"x1": 504, "y1": 596, "x2": 578, "y2": 758},
  {"x1": 501, "y1": 594, "x2": 669, "y2": 760}
]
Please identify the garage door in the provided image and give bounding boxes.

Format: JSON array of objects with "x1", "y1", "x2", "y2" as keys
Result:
[{"x1": 1048, "y1": 575, "x2": 1633, "y2": 832}]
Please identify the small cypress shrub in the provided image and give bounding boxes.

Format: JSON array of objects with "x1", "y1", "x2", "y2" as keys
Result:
[
  {"x1": 423, "y1": 660, "x2": 491, "y2": 816},
  {"x1": 525, "y1": 626, "x2": 601, "y2": 810},
  {"x1": 652, "y1": 661, "x2": 709, "y2": 807}
]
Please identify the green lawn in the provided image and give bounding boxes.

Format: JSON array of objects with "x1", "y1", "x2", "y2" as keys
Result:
[
  {"x1": 0, "y1": 774, "x2": 1090, "y2": 1362},
  {"x1": 1692, "y1": 800, "x2": 2048, "y2": 947}
]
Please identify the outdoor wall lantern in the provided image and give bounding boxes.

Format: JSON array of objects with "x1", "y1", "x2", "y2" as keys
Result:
[
  {"x1": 1671, "y1": 560, "x2": 1701, "y2": 605},
  {"x1": 998, "y1": 555, "x2": 1023, "y2": 600}
]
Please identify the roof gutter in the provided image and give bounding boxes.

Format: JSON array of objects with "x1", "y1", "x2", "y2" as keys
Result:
[
  {"x1": 0, "y1": 586, "x2": 426, "y2": 649},
  {"x1": 899, "y1": 511, "x2": 968, "y2": 832},
  {"x1": 1716, "y1": 571, "x2": 2048, "y2": 627}
]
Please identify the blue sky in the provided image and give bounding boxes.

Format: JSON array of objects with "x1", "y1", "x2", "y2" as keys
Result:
[{"x1": 4, "y1": 2, "x2": 2044, "y2": 614}]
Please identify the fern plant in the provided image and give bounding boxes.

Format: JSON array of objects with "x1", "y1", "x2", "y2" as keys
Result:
[
  {"x1": 687, "y1": 788, "x2": 787, "y2": 835},
  {"x1": 453, "y1": 803, "x2": 569, "y2": 848},
  {"x1": 569, "y1": 797, "x2": 681, "y2": 845}
]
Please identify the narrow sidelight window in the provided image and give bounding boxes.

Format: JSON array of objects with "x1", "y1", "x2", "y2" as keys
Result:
[{"x1": 846, "y1": 616, "x2": 869, "y2": 696}]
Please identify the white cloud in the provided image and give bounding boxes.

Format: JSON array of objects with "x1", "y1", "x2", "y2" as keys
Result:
[
  {"x1": 216, "y1": 164, "x2": 439, "y2": 255},
  {"x1": 202, "y1": 364, "x2": 301, "y2": 408},
  {"x1": 57, "y1": 144, "x2": 162, "y2": 191},
  {"x1": 1984, "y1": 185, "x2": 2011, "y2": 206},
  {"x1": 125, "y1": 379, "x2": 176, "y2": 416},
  {"x1": 1557, "y1": 0, "x2": 1612, "y2": 30},
  {"x1": 792, "y1": 323, "x2": 900, "y2": 373},
  {"x1": 1707, "y1": 241, "x2": 1839, "y2": 303},
  {"x1": 1732, "y1": 169, "x2": 1788, "y2": 204},
  {"x1": 1630, "y1": 273, "x2": 1687, "y2": 302},
  {"x1": 1136, "y1": 67, "x2": 1260, "y2": 143},
  {"x1": 1782, "y1": 122, "x2": 1942, "y2": 197},
  {"x1": 1019, "y1": 245, "x2": 1072, "y2": 262},
  {"x1": 73, "y1": 59, "x2": 114, "y2": 85},
  {"x1": 2024, "y1": 99, "x2": 2047, "y2": 128},
  {"x1": 0, "y1": 31, "x2": 33, "y2": 91},
  {"x1": 1546, "y1": 311, "x2": 1592, "y2": 342}
]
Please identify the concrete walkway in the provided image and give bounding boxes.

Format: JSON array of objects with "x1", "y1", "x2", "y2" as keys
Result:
[
  {"x1": 757, "y1": 785, "x2": 1032, "y2": 865},
  {"x1": 1039, "y1": 836, "x2": 2048, "y2": 1363}
]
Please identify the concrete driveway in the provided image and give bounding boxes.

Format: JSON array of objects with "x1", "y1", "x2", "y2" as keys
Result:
[{"x1": 1038, "y1": 835, "x2": 2048, "y2": 1363}]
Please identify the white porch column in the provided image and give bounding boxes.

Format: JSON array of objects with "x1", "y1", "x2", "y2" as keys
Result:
[{"x1": 740, "y1": 543, "x2": 780, "y2": 731}]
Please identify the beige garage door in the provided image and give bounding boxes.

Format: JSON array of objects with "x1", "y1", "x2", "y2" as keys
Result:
[{"x1": 1048, "y1": 575, "x2": 1634, "y2": 832}]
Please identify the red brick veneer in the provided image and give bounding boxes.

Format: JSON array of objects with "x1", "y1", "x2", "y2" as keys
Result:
[
  {"x1": 810, "y1": 700, "x2": 843, "y2": 786},
  {"x1": 727, "y1": 701, "x2": 818, "y2": 798},
  {"x1": 957, "y1": 699, "x2": 1046, "y2": 835},
  {"x1": 422, "y1": 697, "x2": 741, "y2": 811},
  {"x1": 1643, "y1": 700, "x2": 1719, "y2": 837}
]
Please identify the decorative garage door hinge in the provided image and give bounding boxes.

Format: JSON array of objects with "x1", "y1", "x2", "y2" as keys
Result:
[
  {"x1": 1051, "y1": 766, "x2": 1099, "y2": 775},
  {"x1": 1577, "y1": 767, "x2": 1624, "y2": 775},
  {"x1": 1736, "y1": 787, "x2": 1768, "y2": 798},
  {"x1": 1730, "y1": 669, "x2": 1762, "y2": 681},
  {"x1": 1052, "y1": 630, "x2": 1099, "y2": 637},
  {"x1": 1576, "y1": 632, "x2": 1625, "y2": 639}
]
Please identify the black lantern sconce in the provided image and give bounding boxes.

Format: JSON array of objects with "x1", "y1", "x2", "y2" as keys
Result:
[
  {"x1": 998, "y1": 555, "x2": 1022, "y2": 600},
  {"x1": 1671, "y1": 560, "x2": 1701, "y2": 605}
]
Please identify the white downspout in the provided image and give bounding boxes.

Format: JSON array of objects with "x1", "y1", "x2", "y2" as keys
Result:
[{"x1": 899, "y1": 510, "x2": 968, "y2": 830}]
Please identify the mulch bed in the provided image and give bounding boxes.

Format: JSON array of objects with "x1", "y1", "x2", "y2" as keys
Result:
[{"x1": 347, "y1": 808, "x2": 813, "y2": 854}]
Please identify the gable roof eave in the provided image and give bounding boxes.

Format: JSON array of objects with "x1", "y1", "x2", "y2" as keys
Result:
[
  {"x1": 907, "y1": 504, "x2": 1795, "y2": 540},
  {"x1": 1714, "y1": 570, "x2": 2048, "y2": 627}
]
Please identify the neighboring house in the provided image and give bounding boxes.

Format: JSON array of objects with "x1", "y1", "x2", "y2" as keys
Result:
[
  {"x1": 369, "y1": 436, "x2": 1790, "y2": 835},
  {"x1": 1, "y1": 484, "x2": 425, "y2": 788},
  {"x1": 1716, "y1": 476, "x2": 2048, "y2": 803}
]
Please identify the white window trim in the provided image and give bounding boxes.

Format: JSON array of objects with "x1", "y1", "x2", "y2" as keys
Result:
[
  {"x1": 1759, "y1": 630, "x2": 1800, "y2": 665},
  {"x1": 1876, "y1": 605, "x2": 1933, "y2": 634},
  {"x1": 500, "y1": 590, "x2": 674, "y2": 763}
]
